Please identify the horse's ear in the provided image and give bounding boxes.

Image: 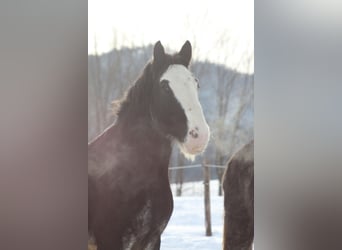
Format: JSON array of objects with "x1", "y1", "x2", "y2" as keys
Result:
[
  {"x1": 153, "y1": 41, "x2": 165, "y2": 64},
  {"x1": 179, "y1": 41, "x2": 192, "y2": 66}
]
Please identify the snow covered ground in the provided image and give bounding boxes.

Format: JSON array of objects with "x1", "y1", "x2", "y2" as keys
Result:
[{"x1": 161, "y1": 180, "x2": 224, "y2": 250}]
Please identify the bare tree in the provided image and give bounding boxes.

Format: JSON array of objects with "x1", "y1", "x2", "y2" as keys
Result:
[
  {"x1": 213, "y1": 65, "x2": 238, "y2": 196},
  {"x1": 89, "y1": 37, "x2": 106, "y2": 136},
  {"x1": 211, "y1": 35, "x2": 254, "y2": 195}
]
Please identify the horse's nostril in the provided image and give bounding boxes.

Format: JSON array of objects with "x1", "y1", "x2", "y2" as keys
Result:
[{"x1": 189, "y1": 129, "x2": 199, "y2": 139}]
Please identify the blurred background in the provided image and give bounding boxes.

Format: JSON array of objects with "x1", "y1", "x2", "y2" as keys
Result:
[{"x1": 88, "y1": 0, "x2": 254, "y2": 195}]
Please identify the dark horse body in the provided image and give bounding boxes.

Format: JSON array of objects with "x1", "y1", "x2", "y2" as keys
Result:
[
  {"x1": 88, "y1": 41, "x2": 209, "y2": 250},
  {"x1": 222, "y1": 140, "x2": 254, "y2": 250}
]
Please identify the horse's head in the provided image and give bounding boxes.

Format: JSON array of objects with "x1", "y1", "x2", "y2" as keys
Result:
[{"x1": 150, "y1": 41, "x2": 210, "y2": 160}]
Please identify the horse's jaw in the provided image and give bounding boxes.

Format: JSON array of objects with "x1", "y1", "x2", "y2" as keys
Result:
[{"x1": 176, "y1": 140, "x2": 208, "y2": 161}]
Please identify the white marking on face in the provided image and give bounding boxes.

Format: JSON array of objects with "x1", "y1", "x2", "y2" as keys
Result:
[{"x1": 160, "y1": 65, "x2": 210, "y2": 160}]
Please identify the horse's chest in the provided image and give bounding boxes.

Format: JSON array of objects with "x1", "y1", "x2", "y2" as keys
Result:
[
  {"x1": 122, "y1": 200, "x2": 152, "y2": 248},
  {"x1": 122, "y1": 192, "x2": 173, "y2": 249}
]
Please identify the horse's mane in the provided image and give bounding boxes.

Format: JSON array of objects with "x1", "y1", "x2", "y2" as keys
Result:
[{"x1": 112, "y1": 62, "x2": 153, "y2": 118}]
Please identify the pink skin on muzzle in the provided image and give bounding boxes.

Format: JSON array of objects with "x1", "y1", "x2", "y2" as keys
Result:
[{"x1": 182, "y1": 123, "x2": 210, "y2": 155}]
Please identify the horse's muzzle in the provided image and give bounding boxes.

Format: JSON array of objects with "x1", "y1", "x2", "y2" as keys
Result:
[{"x1": 183, "y1": 124, "x2": 210, "y2": 155}]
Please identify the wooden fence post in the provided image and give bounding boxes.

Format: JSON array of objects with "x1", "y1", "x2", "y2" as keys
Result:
[{"x1": 203, "y1": 161, "x2": 212, "y2": 236}]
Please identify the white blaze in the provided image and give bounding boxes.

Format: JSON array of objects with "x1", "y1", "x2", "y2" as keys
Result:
[{"x1": 160, "y1": 65, "x2": 210, "y2": 160}]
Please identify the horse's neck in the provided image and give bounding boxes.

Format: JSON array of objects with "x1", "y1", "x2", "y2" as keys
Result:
[{"x1": 116, "y1": 117, "x2": 172, "y2": 161}]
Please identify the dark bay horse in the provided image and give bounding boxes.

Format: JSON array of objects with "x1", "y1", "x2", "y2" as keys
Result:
[
  {"x1": 88, "y1": 41, "x2": 209, "y2": 250},
  {"x1": 222, "y1": 140, "x2": 254, "y2": 250}
]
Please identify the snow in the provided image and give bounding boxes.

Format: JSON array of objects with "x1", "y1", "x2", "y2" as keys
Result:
[{"x1": 161, "y1": 180, "x2": 224, "y2": 250}]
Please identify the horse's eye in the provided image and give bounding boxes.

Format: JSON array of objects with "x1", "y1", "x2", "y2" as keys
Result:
[{"x1": 160, "y1": 79, "x2": 171, "y2": 92}]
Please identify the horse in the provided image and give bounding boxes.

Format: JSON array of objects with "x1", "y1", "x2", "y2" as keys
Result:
[
  {"x1": 222, "y1": 140, "x2": 254, "y2": 250},
  {"x1": 88, "y1": 41, "x2": 210, "y2": 250}
]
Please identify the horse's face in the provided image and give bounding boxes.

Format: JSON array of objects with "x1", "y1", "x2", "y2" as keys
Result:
[{"x1": 150, "y1": 41, "x2": 210, "y2": 160}]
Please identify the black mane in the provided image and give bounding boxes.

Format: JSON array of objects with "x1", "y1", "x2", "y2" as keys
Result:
[{"x1": 114, "y1": 63, "x2": 154, "y2": 119}]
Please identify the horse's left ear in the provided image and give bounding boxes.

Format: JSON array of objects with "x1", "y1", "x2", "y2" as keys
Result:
[
  {"x1": 153, "y1": 41, "x2": 165, "y2": 64},
  {"x1": 179, "y1": 41, "x2": 192, "y2": 66}
]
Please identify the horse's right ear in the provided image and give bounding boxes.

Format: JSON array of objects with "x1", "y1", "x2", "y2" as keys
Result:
[
  {"x1": 178, "y1": 41, "x2": 192, "y2": 67},
  {"x1": 153, "y1": 41, "x2": 165, "y2": 64}
]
